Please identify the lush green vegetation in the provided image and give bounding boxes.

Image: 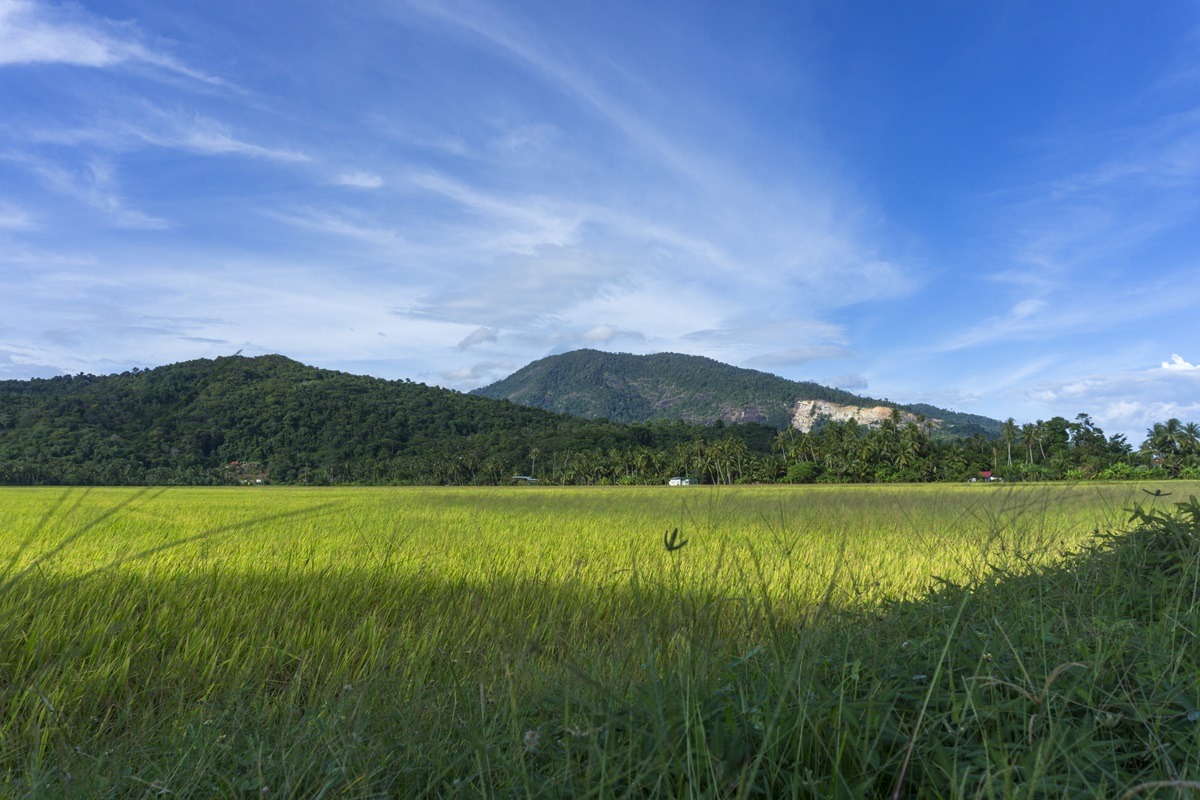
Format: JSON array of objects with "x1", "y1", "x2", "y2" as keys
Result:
[
  {"x1": 771, "y1": 411, "x2": 1164, "y2": 484},
  {"x1": 2, "y1": 483, "x2": 1196, "y2": 797},
  {"x1": 0, "y1": 355, "x2": 776, "y2": 486},
  {"x1": 472, "y1": 349, "x2": 1002, "y2": 437},
  {"x1": 2, "y1": 355, "x2": 1197, "y2": 487}
]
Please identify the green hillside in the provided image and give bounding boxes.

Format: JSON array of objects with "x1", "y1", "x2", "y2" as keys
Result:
[
  {"x1": 472, "y1": 349, "x2": 1003, "y2": 437},
  {"x1": 0, "y1": 354, "x2": 771, "y2": 486}
]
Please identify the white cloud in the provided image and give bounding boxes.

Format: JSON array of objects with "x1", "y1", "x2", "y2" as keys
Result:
[
  {"x1": 572, "y1": 325, "x2": 644, "y2": 346},
  {"x1": 21, "y1": 156, "x2": 168, "y2": 228},
  {"x1": 14, "y1": 103, "x2": 311, "y2": 165},
  {"x1": 1011, "y1": 298, "x2": 1046, "y2": 319},
  {"x1": 395, "y1": 0, "x2": 709, "y2": 186},
  {"x1": 0, "y1": 0, "x2": 221, "y2": 83},
  {"x1": 0, "y1": 201, "x2": 33, "y2": 229},
  {"x1": 745, "y1": 346, "x2": 856, "y2": 368},
  {"x1": 582, "y1": 325, "x2": 615, "y2": 343},
  {"x1": 269, "y1": 207, "x2": 408, "y2": 251},
  {"x1": 1020, "y1": 356, "x2": 1200, "y2": 442},
  {"x1": 336, "y1": 170, "x2": 384, "y2": 188},
  {"x1": 406, "y1": 168, "x2": 582, "y2": 253},
  {"x1": 937, "y1": 276, "x2": 1200, "y2": 353},
  {"x1": 0, "y1": 255, "x2": 482, "y2": 382},
  {"x1": 1161, "y1": 353, "x2": 1199, "y2": 370},
  {"x1": 172, "y1": 119, "x2": 308, "y2": 161},
  {"x1": 440, "y1": 360, "x2": 513, "y2": 386},
  {"x1": 456, "y1": 326, "x2": 500, "y2": 350},
  {"x1": 393, "y1": 0, "x2": 908, "y2": 314},
  {"x1": 490, "y1": 123, "x2": 560, "y2": 156},
  {"x1": 403, "y1": 241, "x2": 625, "y2": 328},
  {"x1": 965, "y1": 105, "x2": 1200, "y2": 353},
  {"x1": 0, "y1": 0, "x2": 128, "y2": 68},
  {"x1": 825, "y1": 373, "x2": 869, "y2": 392},
  {"x1": 1097, "y1": 400, "x2": 1200, "y2": 443}
]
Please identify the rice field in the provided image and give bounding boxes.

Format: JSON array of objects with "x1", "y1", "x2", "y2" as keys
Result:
[{"x1": 1, "y1": 482, "x2": 1193, "y2": 797}]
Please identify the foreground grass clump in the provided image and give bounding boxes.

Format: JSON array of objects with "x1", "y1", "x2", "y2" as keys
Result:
[{"x1": 0, "y1": 484, "x2": 1195, "y2": 797}]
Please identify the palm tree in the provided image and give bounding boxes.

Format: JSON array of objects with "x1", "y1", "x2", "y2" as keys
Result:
[
  {"x1": 1148, "y1": 419, "x2": 1185, "y2": 476},
  {"x1": 1021, "y1": 423, "x2": 1037, "y2": 465},
  {"x1": 1161, "y1": 418, "x2": 1183, "y2": 455},
  {"x1": 632, "y1": 450, "x2": 650, "y2": 482},
  {"x1": 1182, "y1": 422, "x2": 1200, "y2": 460},
  {"x1": 726, "y1": 439, "x2": 750, "y2": 484},
  {"x1": 1001, "y1": 418, "x2": 1017, "y2": 468},
  {"x1": 1143, "y1": 422, "x2": 1165, "y2": 460},
  {"x1": 897, "y1": 424, "x2": 922, "y2": 471}
]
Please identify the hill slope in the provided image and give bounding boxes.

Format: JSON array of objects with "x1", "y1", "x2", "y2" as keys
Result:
[
  {"x1": 472, "y1": 349, "x2": 1002, "y2": 437},
  {"x1": 0, "y1": 354, "x2": 761, "y2": 485}
]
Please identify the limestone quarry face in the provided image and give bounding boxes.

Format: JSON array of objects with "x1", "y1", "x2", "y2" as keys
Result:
[{"x1": 790, "y1": 400, "x2": 922, "y2": 432}]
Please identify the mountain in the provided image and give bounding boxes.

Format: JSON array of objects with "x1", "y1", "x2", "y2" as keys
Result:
[
  {"x1": 472, "y1": 349, "x2": 1003, "y2": 438},
  {"x1": 1, "y1": 354, "x2": 769, "y2": 485}
]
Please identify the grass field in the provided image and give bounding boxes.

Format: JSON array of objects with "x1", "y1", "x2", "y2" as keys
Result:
[{"x1": 1, "y1": 483, "x2": 1197, "y2": 798}]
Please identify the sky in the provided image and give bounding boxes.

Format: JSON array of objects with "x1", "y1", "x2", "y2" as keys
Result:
[{"x1": 2, "y1": 0, "x2": 1200, "y2": 444}]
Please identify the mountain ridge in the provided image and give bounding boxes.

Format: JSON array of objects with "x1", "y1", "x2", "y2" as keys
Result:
[{"x1": 473, "y1": 349, "x2": 1003, "y2": 438}]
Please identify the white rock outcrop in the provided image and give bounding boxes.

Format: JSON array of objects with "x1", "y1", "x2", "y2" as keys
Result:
[{"x1": 790, "y1": 400, "x2": 924, "y2": 432}]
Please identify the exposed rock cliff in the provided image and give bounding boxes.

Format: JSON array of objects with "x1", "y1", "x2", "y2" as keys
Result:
[{"x1": 790, "y1": 400, "x2": 929, "y2": 432}]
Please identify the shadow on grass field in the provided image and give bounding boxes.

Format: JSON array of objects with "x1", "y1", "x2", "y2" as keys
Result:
[{"x1": 1, "y1": 494, "x2": 1198, "y2": 798}]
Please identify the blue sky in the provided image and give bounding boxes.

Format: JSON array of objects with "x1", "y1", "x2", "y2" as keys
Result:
[{"x1": 2, "y1": 0, "x2": 1199, "y2": 443}]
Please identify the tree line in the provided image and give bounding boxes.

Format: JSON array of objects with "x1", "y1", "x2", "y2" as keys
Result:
[{"x1": 516, "y1": 411, "x2": 1198, "y2": 486}]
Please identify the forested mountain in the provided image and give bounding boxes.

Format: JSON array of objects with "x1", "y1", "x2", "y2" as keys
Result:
[
  {"x1": 0, "y1": 354, "x2": 775, "y2": 485},
  {"x1": 472, "y1": 349, "x2": 1003, "y2": 437}
]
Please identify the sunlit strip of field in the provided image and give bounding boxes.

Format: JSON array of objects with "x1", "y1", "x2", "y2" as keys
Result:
[{"x1": 2, "y1": 482, "x2": 1146, "y2": 600}]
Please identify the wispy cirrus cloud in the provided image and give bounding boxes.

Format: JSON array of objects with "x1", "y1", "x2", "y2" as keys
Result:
[
  {"x1": 987, "y1": 106, "x2": 1200, "y2": 289},
  {"x1": 392, "y1": 0, "x2": 909, "y2": 311},
  {"x1": 167, "y1": 116, "x2": 308, "y2": 161},
  {"x1": 455, "y1": 326, "x2": 500, "y2": 350},
  {"x1": 0, "y1": 0, "x2": 222, "y2": 83},
  {"x1": 267, "y1": 207, "x2": 408, "y2": 251},
  {"x1": 394, "y1": 0, "x2": 703, "y2": 184},
  {"x1": 336, "y1": 170, "x2": 383, "y2": 188},
  {"x1": 937, "y1": 274, "x2": 1200, "y2": 353},
  {"x1": 401, "y1": 241, "x2": 625, "y2": 329},
  {"x1": 16, "y1": 104, "x2": 309, "y2": 162},
  {"x1": 17, "y1": 155, "x2": 168, "y2": 228},
  {"x1": 406, "y1": 168, "x2": 583, "y2": 253},
  {"x1": 0, "y1": 200, "x2": 34, "y2": 229},
  {"x1": 745, "y1": 346, "x2": 857, "y2": 369},
  {"x1": 926, "y1": 84, "x2": 1200, "y2": 412}
]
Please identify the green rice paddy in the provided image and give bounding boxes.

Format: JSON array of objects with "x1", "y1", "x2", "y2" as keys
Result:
[{"x1": 1, "y1": 483, "x2": 1195, "y2": 797}]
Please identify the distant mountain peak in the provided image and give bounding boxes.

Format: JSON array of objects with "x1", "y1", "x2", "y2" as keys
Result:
[{"x1": 473, "y1": 349, "x2": 1001, "y2": 437}]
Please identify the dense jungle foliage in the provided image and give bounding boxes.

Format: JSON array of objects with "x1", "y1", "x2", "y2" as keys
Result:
[{"x1": 1, "y1": 354, "x2": 1196, "y2": 485}]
